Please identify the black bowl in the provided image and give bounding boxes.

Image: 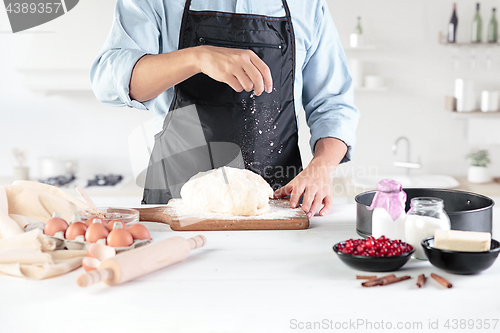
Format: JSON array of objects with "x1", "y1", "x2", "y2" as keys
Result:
[
  {"x1": 333, "y1": 242, "x2": 415, "y2": 272},
  {"x1": 421, "y1": 237, "x2": 500, "y2": 274},
  {"x1": 356, "y1": 188, "x2": 494, "y2": 237}
]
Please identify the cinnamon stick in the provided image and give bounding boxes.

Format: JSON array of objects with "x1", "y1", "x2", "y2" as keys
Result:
[
  {"x1": 356, "y1": 275, "x2": 378, "y2": 280},
  {"x1": 416, "y1": 274, "x2": 426, "y2": 288},
  {"x1": 431, "y1": 273, "x2": 452, "y2": 288},
  {"x1": 361, "y1": 274, "x2": 396, "y2": 287},
  {"x1": 380, "y1": 275, "x2": 411, "y2": 286}
]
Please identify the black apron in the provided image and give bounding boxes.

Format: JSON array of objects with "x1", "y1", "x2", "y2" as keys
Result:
[{"x1": 142, "y1": 0, "x2": 302, "y2": 204}]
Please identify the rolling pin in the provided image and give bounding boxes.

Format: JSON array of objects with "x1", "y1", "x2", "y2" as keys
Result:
[{"x1": 76, "y1": 235, "x2": 206, "y2": 287}]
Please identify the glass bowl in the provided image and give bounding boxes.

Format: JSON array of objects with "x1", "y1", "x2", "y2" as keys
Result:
[{"x1": 75, "y1": 207, "x2": 139, "y2": 225}]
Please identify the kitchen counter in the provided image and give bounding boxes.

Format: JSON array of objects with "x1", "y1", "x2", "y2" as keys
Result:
[
  {"x1": 1, "y1": 198, "x2": 499, "y2": 333},
  {"x1": 332, "y1": 176, "x2": 500, "y2": 198}
]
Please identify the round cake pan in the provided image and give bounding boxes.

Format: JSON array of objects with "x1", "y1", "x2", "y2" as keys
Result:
[{"x1": 355, "y1": 188, "x2": 494, "y2": 238}]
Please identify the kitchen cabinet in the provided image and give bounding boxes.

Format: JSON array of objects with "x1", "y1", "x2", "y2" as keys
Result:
[{"x1": 16, "y1": 0, "x2": 115, "y2": 93}]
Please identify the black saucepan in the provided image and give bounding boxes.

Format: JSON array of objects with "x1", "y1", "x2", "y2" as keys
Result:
[{"x1": 355, "y1": 188, "x2": 494, "y2": 237}]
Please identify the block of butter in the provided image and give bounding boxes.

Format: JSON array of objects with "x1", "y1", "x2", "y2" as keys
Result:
[{"x1": 434, "y1": 229, "x2": 491, "y2": 252}]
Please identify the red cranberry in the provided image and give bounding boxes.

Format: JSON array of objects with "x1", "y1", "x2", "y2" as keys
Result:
[{"x1": 338, "y1": 236, "x2": 409, "y2": 257}]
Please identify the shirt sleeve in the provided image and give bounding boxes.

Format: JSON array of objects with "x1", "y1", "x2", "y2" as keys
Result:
[
  {"x1": 90, "y1": 0, "x2": 161, "y2": 110},
  {"x1": 302, "y1": 0, "x2": 360, "y2": 163}
]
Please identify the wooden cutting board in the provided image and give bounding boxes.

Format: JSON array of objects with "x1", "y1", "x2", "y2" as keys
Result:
[{"x1": 135, "y1": 198, "x2": 309, "y2": 231}]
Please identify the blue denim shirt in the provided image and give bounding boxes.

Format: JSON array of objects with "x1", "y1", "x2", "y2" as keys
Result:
[{"x1": 90, "y1": 0, "x2": 359, "y2": 161}]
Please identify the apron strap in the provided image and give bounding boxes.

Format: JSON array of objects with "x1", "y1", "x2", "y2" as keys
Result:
[
  {"x1": 281, "y1": 0, "x2": 296, "y2": 110},
  {"x1": 281, "y1": 0, "x2": 292, "y2": 19},
  {"x1": 179, "y1": 0, "x2": 193, "y2": 49}
]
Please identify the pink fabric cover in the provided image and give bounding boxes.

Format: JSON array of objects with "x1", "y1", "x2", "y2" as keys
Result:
[{"x1": 367, "y1": 179, "x2": 407, "y2": 221}]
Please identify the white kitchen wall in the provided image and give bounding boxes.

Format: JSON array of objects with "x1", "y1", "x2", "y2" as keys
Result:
[
  {"x1": 0, "y1": 0, "x2": 151, "y2": 179},
  {"x1": 1, "y1": 0, "x2": 499, "y2": 181}
]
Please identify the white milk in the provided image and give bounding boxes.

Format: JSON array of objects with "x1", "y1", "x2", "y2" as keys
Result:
[
  {"x1": 405, "y1": 215, "x2": 451, "y2": 259},
  {"x1": 372, "y1": 208, "x2": 406, "y2": 240}
]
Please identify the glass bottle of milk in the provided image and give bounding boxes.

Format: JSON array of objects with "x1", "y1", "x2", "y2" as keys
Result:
[
  {"x1": 404, "y1": 197, "x2": 450, "y2": 260},
  {"x1": 368, "y1": 179, "x2": 407, "y2": 240}
]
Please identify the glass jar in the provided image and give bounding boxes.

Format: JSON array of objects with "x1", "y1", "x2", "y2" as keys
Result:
[{"x1": 404, "y1": 197, "x2": 451, "y2": 260}]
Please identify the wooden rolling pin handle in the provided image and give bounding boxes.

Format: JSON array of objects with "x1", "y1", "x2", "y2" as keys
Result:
[
  {"x1": 76, "y1": 268, "x2": 114, "y2": 288},
  {"x1": 187, "y1": 235, "x2": 207, "y2": 250}
]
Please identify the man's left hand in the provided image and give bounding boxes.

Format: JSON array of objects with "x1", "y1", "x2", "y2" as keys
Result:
[{"x1": 273, "y1": 137, "x2": 347, "y2": 218}]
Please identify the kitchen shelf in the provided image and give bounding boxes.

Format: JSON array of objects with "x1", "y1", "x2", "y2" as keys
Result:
[
  {"x1": 448, "y1": 110, "x2": 500, "y2": 119},
  {"x1": 355, "y1": 86, "x2": 388, "y2": 92},
  {"x1": 438, "y1": 32, "x2": 500, "y2": 47},
  {"x1": 344, "y1": 45, "x2": 376, "y2": 51},
  {"x1": 440, "y1": 41, "x2": 500, "y2": 47}
]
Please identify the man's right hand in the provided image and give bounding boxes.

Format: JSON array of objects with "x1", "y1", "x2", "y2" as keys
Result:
[
  {"x1": 195, "y1": 45, "x2": 273, "y2": 96},
  {"x1": 130, "y1": 45, "x2": 272, "y2": 102}
]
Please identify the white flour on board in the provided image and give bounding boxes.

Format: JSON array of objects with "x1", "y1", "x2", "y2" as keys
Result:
[{"x1": 167, "y1": 199, "x2": 302, "y2": 220}]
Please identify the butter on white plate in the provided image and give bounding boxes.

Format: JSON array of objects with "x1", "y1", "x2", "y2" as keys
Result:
[{"x1": 434, "y1": 229, "x2": 491, "y2": 252}]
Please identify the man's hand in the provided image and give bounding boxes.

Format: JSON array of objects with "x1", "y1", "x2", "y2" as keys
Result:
[
  {"x1": 196, "y1": 45, "x2": 273, "y2": 96},
  {"x1": 129, "y1": 45, "x2": 272, "y2": 102},
  {"x1": 274, "y1": 138, "x2": 348, "y2": 218}
]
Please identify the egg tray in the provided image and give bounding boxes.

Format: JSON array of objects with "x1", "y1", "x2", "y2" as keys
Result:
[{"x1": 47, "y1": 233, "x2": 152, "y2": 253}]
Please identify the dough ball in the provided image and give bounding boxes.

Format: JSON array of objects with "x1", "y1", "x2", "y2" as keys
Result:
[{"x1": 180, "y1": 167, "x2": 273, "y2": 216}]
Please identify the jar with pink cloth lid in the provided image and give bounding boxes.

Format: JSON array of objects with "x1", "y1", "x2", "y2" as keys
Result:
[{"x1": 367, "y1": 179, "x2": 407, "y2": 240}]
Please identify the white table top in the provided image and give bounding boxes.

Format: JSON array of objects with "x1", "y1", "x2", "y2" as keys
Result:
[{"x1": 1, "y1": 198, "x2": 499, "y2": 333}]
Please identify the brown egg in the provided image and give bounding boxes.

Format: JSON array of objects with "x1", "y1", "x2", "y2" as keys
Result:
[
  {"x1": 85, "y1": 216, "x2": 107, "y2": 227},
  {"x1": 106, "y1": 220, "x2": 128, "y2": 232},
  {"x1": 85, "y1": 222, "x2": 109, "y2": 243},
  {"x1": 128, "y1": 224, "x2": 151, "y2": 240},
  {"x1": 44, "y1": 217, "x2": 68, "y2": 236},
  {"x1": 65, "y1": 222, "x2": 88, "y2": 240},
  {"x1": 107, "y1": 229, "x2": 134, "y2": 248}
]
